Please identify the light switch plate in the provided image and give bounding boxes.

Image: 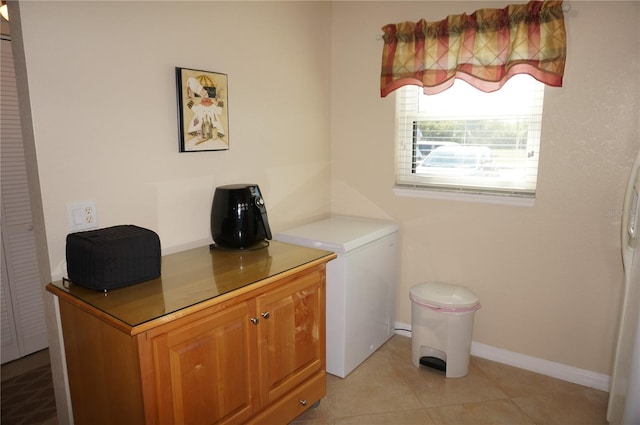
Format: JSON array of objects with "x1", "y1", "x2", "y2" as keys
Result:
[{"x1": 67, "y1": 201, "x2": 98, "y2": 231}]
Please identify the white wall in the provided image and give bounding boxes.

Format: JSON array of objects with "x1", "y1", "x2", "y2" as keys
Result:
[{"x1": 331, "y1": 1, "x2": 640, "y2": 377}]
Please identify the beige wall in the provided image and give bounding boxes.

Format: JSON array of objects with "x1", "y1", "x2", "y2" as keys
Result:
[
  {"x1": 18, "y1": 0, "x2": 333, "y2": 280},
  {"x1": 331, "y1": 1, "x2": 640, "y2": 375}
]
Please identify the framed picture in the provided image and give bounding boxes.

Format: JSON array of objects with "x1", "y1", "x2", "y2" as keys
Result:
[{"x1": 176, "y1": 67, "x2": 229, "y2": 152}]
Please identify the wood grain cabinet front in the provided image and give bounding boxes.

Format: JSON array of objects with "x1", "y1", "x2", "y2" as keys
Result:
[
  {"x1": 49, "y1": 243, "x2": 333, "y2": 425},
  {"x1": 140, "y1": 268, "x2": 325, "y2": 425},
  {"x1": 141, "y1": 301, "x2": 258, "y2": 425},
  {"x1": 253, "y1": 269, "x2": 325, "y2": 423}
]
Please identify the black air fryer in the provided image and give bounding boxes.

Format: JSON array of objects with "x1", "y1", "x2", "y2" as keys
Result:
[{"x1": 210, "y1": 184, "x2": 272, "y2": 250}]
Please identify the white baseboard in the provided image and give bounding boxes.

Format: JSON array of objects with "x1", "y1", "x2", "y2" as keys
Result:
[{"x1": 394, "y1": 321, "x2": 610, "y2": 392}]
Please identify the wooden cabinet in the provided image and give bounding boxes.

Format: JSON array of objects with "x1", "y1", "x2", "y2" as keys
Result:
[
  {"x1": 255, "y1": 270, "x2": 325, "y2": 418},
  {"x1": 143, "y1": 300, "x2": 257, "y2": 425},
  {"x1": 47, "y1": 242, "x2": 335, "y2": 425},
  {"x1": 141, "y1": 268, "x2": 325, "y2": 425}
]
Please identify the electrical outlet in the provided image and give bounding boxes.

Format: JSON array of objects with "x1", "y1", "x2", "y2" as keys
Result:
[{"x1": 67, "y1": 201, "x2": 98, "y2": 231}]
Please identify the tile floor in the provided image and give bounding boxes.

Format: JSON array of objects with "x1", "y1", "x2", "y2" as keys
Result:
[{"x1": 291, "y1": 335, "x2": 609, "y2": 425}]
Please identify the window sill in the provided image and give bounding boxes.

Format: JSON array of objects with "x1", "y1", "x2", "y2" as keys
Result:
[{"x1": 393, "y1": 186, "x2": 535, "y2": 207}]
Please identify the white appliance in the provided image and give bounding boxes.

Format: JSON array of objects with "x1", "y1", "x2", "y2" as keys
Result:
[
  {"x1": 607, "y1": 151, "x2": 640, "y2": 425},
  {"x1": 275, "y1": 216, "x2": 399, "y2": 378}
]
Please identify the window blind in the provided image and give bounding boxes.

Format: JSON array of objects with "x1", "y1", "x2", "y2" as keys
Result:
[{"x1": 395, "y1": 75, "x2": 545, "y2": 197}]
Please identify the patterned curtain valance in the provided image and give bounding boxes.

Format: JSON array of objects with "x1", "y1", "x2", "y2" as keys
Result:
[{"x1": 380, "y1": 0, "x2": 567, "y2": 97}]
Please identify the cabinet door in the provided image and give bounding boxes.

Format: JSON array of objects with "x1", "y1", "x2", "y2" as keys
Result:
[
  {"x1": 256, "y1": 269, "x2": 325, "y2": 404},
  {"x1": 145, "y1": 301, "x2": 257, "y2": 425}
]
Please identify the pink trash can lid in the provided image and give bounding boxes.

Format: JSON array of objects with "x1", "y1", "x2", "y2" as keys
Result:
[{"x1": 410, "y1": 282, "x2": 480, "y2": 313}]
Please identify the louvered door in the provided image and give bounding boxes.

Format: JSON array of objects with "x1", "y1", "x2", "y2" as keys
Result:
[{"x1": 1, "y1": 37, "x2": 48, "y2": 363}]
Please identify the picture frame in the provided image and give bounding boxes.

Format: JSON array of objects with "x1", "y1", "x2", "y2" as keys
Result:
[{"x1": 176, "y1": 67, "x2": 229, "y2": 152}]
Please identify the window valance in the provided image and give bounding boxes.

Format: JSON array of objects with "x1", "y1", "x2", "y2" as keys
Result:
[{"x1": 380, "y1": 0, "x2": 566, "y2": 97}]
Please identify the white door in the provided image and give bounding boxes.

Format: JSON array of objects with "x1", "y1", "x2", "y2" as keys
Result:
[{"x1": 1, "y1": 36, "x2": 48, "y2": 364}]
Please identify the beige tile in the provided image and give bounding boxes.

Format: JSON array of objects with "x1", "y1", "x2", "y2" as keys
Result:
[
  {"x1": 334, "y1": 408, "x2": 434, "y2": 424},
  {"x1": 377, "y1": 332, "x2": 413, "y2": 359},
  {"x1": 404, "y1": 360, "x2": 509, "y2": 408},
  {"x1": 326, "y1": 367, "x2": 425, "y2": 417},
  {"x1": 324, "y1": 339, "x2": 424, "y2": 418},
  {"x1": 473, "y1": 356, "x2": 586, "y2": 398},
  {"x1": 512, "y1": 388, "x2": 609, "y2": 425},
  {"x1": 290, "y1": 335, "x2": 610, "y2": 425},
  {"x1": 289, "y1": 417, "x2": 334, "y2": 425},
  {"x1": 427, "y1": 399, "x2": 536, "y2": 425}
]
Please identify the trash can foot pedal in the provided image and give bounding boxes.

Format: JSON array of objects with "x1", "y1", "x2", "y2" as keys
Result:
[{"x1": 420, "y1": 356, "x2": 446, "y2": 372}]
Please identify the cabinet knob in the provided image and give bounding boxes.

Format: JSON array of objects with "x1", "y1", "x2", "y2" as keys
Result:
[
  {"x1": 250, "y1": 317, "x2": 259, "y2": 325},
  {"x1": 261, "y1": 311, "x2": 270, "y2": 319},
  {"x1": 299, "y1": 399, "x2": 307, "y2": 406}
]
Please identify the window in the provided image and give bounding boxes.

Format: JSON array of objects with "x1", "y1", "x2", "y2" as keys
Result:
[{"x1": 395, "y1": 75, "x2": 545, "y2": 202}]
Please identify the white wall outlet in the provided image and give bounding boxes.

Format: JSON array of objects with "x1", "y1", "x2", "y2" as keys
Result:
[{"x1": 67, "y1": 201, "x2": 98, "y2": 231}]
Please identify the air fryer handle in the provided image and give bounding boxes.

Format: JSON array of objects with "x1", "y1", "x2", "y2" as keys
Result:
[{"x1": 255, "y1": 196, "x2": 272, "y2": 240}]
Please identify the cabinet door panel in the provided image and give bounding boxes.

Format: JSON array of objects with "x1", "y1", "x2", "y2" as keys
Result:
[
  {"x1": 257, "y1": 270, "x2": 324, "y2": 403},
  {"x1": 149, "y1": 302, "x2": 257, "y2": 425}
]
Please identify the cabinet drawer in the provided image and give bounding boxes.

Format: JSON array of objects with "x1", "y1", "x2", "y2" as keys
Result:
[{"x1": 248, "y1": 371, "x2": 325, "y2": 425}]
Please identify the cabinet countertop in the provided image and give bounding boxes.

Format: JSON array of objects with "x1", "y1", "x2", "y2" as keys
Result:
[{"x1": 46, "y1": 241, "x2": 336, "y2": 335}]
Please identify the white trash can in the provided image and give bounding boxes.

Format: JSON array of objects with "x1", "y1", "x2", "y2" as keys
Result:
[{"x1": 410, "y1": 282, "x2": 481, "y2": 378}]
